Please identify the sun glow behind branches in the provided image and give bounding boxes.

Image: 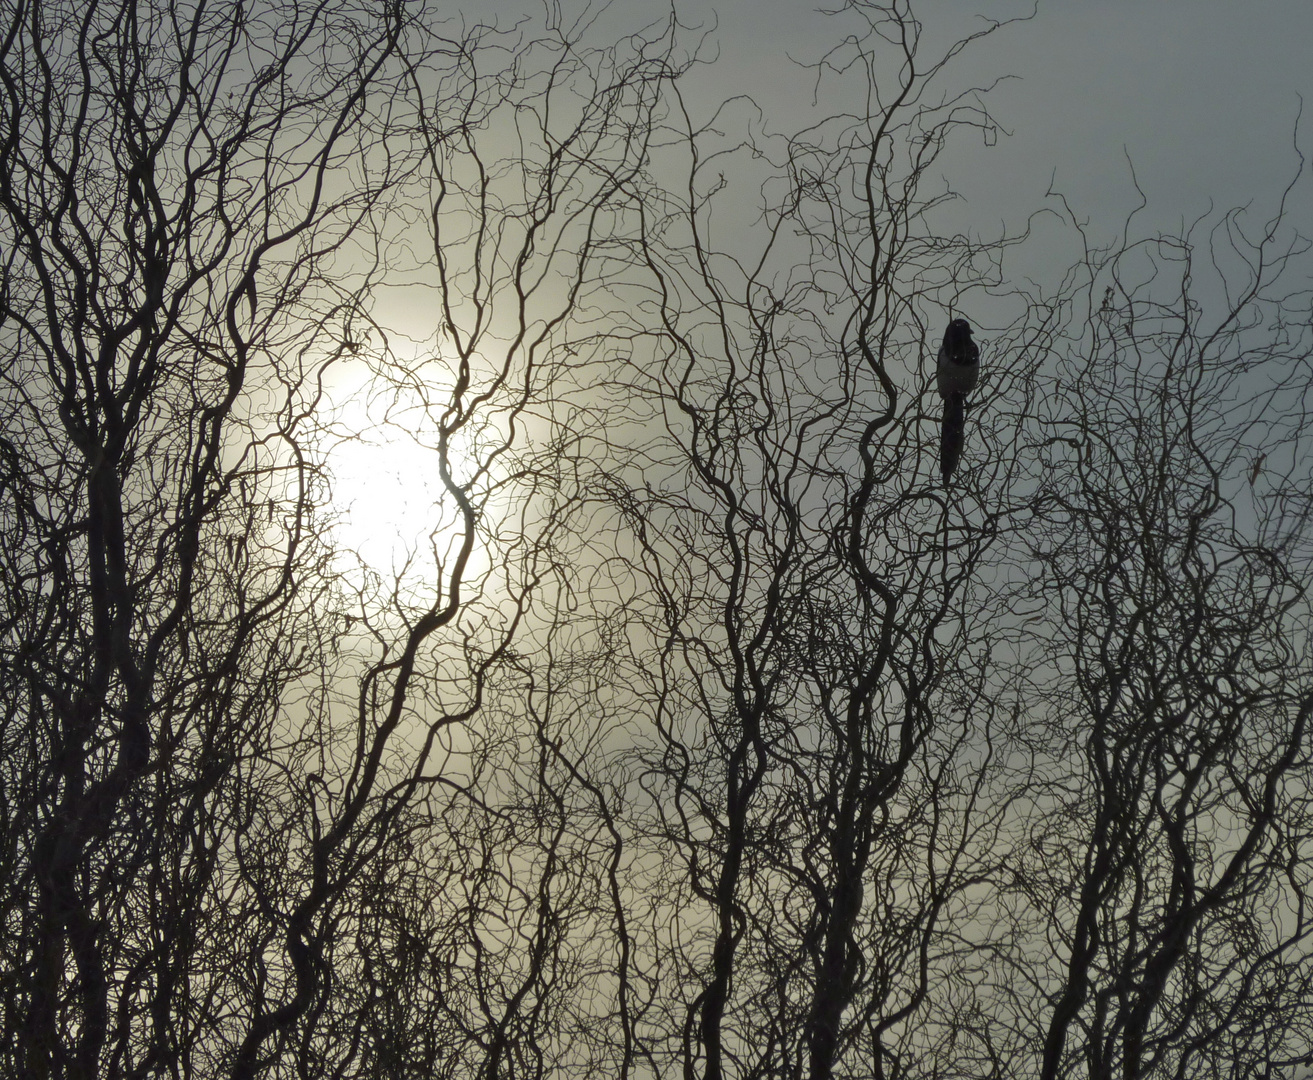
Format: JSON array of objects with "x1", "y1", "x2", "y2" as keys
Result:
[{"x1": 321, "y1": 354, "x2": 469, "y2": 593}]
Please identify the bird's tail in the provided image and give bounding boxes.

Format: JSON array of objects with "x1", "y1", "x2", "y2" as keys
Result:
[{"x1": 940, "y1": 391, "x2": 966, "y2": 483}]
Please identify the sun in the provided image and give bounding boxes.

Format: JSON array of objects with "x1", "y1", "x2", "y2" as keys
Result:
[{"x1": 321, "y1": 360, "x2": 463, "y2": 585}]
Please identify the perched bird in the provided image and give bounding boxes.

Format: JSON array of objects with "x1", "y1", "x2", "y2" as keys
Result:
[{"x1": 936, "y1": 317, "x2": 979, "y2": 483}]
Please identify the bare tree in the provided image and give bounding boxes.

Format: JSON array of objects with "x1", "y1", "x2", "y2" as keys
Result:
[
  {"x1": 587, "y1": 7, "x2": 1313, "y2": 1080},
  {"x1": 282, "y1": 16, "x2": 681, "y2": 1077},
  {"x1": 0, "y1": 1, "x2": 421, "y2": 1074},
  {"x1": 1002, "y1": 187, "x2": 1313, "y2": 1080},
  {"x1": 0, "y1": 1, "x2": 678, "y2": 1076},
  {"x1": 4, "y1": 1, "x2": 1313, "y2": 1079},
  {"x1": 596, "y1": 5, "x2": 1052, "y2": 1079}
]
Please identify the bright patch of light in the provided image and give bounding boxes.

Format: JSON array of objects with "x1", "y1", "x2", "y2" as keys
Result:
[{"x1": 322, "y1": 360, "x2": 459, "y2": 584}]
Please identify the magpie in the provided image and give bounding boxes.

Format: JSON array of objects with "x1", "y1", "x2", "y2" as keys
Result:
[{"x1": 936, "y1": 318, "x2": 979, "y2": 483}]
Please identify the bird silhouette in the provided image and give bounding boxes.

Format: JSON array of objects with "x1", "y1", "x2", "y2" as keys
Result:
[{"x1": 936, "y1": 318, "x2": 979, "y2": 483}]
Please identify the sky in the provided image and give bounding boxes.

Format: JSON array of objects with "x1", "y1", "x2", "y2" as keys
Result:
[
  {"x1": 666, "y1": 0, "x2": 1313, "y2": 238},
  {"x1": 403, "y1": 0, "x2": 1313, "y2": 315}
]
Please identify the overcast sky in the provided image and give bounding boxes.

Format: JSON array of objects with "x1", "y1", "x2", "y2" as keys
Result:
[{"x1": 662, "y1": 0, "x2": 1313, "y2": 238}]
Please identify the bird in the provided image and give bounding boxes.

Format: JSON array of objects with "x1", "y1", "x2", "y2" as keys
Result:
[{"x1": 936, "y1": 317, "x2": 979, "y2": 483}]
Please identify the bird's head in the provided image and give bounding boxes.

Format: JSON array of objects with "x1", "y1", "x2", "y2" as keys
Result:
[{"x1": 944, "y1": 318, "x2": 974, "y2": 345}]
